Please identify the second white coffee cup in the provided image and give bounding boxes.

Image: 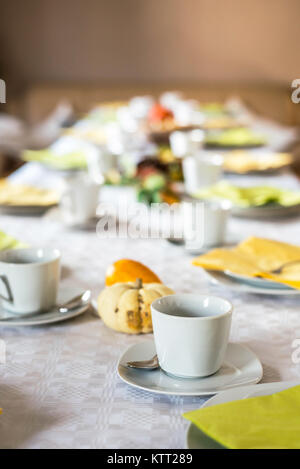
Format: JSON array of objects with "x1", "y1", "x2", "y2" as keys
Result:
[
  {"x1": 183, "y1": 200, "x2": 232, "y2": 250},
  {"x1": 60, "y1": 173, "x2": 100, "y2": 225}
]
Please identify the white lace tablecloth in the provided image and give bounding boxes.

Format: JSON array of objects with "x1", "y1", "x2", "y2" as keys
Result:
[{"x1": 1, "y1": 163, "x2": 300, "y2": 449}]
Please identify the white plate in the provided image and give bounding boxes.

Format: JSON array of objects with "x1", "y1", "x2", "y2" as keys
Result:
[
  {"x1": 224, "y1": 271, "x2": 293, "y2": 291},
  {"x1": 0, "y1": 285, "x2": 90, "y2": 327},
  {"x1": 186, "y1": 380, "x2": 300, "y2": 449},
  {"x1": 117, "y1": 340, "x2": 263, "y2": 397},
  {"x1": 0, "y1": 203, "x2": 58, "y2": 216},
  {"x1": 205, "y1": 270, "x2": 300, "y2": 296},
  {"x1": 232, "y1": 203, "x2": 300, "y2": 219},
  {"x1": 45, "y1": 208, "x2": 101, "y2": 230}
]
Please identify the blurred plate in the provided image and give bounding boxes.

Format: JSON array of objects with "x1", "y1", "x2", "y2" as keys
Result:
[
  {"x1": 205, "y1": 143, "x2": 265, "y2": 150},
  {"x1": 232, "y1": 203, "x2": 300, "y2": 219},
  {"x1": 0, "y1": 203, "x2": 58, "y2": 216}
]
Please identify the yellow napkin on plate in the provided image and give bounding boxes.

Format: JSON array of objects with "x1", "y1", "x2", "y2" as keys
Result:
[
  {"x1": 0, "y1": 230, "x2": 26, "y2": 250},
  {"x1": 223, "y1": 151, "x2": 293, "y2": 174},
  {"x1": 192, "y1": 236, "x2": 300, "y2": 289},
  {"x1": 23, "y1": 149, "x2": 87, "y2": 170},
  {"x1": 0, "y1": 180, "x2": 59, "y2": 207},
  {"x1": 184, "y1": 385, "x2": 300, "y2": 449}
]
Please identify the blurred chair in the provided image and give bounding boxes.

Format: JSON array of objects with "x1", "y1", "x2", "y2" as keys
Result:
[
  {"x1": 0, "y1": 152, "x2": 23, "y2": 177},
  {"x1": 0, "y1": 101, "x2": 73, "y2": 155},
  {"x1": 0, "y1": 100, "x2": 73, "y2": 177}
]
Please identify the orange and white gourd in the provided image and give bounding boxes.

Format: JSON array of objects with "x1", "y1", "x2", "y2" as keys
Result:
[{"x1": 97, "y1": 279, "x2": 174, "y2": 334}]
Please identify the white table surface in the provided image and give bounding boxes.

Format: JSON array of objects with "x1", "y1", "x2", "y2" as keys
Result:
[{"x1": 1, "y1": 163, "x2": 300, "y2": 449}]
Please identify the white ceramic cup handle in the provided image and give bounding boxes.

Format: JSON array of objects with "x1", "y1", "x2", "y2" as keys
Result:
[{"x1": 0, "y1": 275, "x2": 13, "y2": 302}]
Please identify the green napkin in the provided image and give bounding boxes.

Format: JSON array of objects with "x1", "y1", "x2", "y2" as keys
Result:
[
  {"x1": 184, "y1": 385, "x2": 300, "y2": 449},
  {"x1": 205, "y1": 128, "x2": 266, "y2": 147},
  {"x1": 199, "y1": 102, "x2": 227, "y2": 117},
  {"x1": 0, "y1": 231, "x2": 26, "y2": 251},
  {"x1": 195, "y1": 181, "x2": 300, "y2": 208},
  {"x1": 23, "y1": 149, "x2": 87, "y2": 170}
]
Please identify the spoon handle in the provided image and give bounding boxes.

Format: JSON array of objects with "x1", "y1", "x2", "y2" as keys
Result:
[
  {"x1": 58, "y1": 291, "x2": 91, "y2": 313},
  {"x1": 127, "y1": 355, "x2": 159, "y2": 369},
  {"x1": 0, "y1": 291, "x2": 91, "y2": 321}
]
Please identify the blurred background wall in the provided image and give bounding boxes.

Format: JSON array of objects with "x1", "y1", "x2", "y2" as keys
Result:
[
  {"x1": 0, "y1": 0, "x2": 299, "y2": 122},
  {"x1": 0, "y1": 0, "x2": 299, "y2": 84}
]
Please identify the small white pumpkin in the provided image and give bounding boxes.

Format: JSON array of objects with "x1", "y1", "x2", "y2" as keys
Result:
[{"x1": 97, "y1": 278, "x2": 174, "y2": 334}]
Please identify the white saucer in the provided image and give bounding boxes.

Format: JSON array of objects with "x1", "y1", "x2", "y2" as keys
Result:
[
  {"x1": 186, "y1": 380, "x2": 300, "y2": 449},
  {"x1": 0, "y1": 286, "x2": 91, "y2": 327},
  {"x1": 117, "y1": 340, "x2": 263, "y2": 397},
  {"x1": 224, "y1": 271, "x2": 293, "y2": 291},
  {"x1": 205, "y1": 270, "x2": 300, "y2": 296},
  {"x1": 166, "y1": 233, "x2": 240, "y2": 255}
]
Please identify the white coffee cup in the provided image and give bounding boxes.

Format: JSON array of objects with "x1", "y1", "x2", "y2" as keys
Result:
[
  {"x1": 86, "y1": 146, "x2": 116, "y2": 182},
  {"x1": 61, "y1": 173, "x2": 100, "y2": 225},
  {"x1": 183, "y1": 200, "x2": 231, "y2": 250},
  {"x1": 182, "y1": 153, "x2": 223, "y2": 195},
  {"x1": 170, "y1": 130, "x2": 205, "y2": 158},
  {"x1": 151, "y1": 294, "x2": 232, "y2": 378},
  {"x1": 129, "y1": 96, "x2": 154, "y2": 120},
  {"x1": 0, "y1": 248, "x2": 61, "y2": 315}
]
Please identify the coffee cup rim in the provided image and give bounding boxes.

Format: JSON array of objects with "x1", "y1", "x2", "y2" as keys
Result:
[
  {"x1": 151, "y1": 294, "x2": 233, "y2": 320},
  {"x1": 0, "y1": 247, "x2": 61, "y2": 266},
  {"x1": 183, "y1": 199, "x2": 232, "y2": 212}
]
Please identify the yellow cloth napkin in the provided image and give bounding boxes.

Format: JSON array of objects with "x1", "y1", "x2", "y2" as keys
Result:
[
  {"x1": 0, "y1": 230, "x2": 26, "y2": 250},
  {"x1": 184, "y1": 385, "x2": 300, "y2": 449},
  {"x1": 23, "y1": 149, "x2": 87, "y2": 170},
  {"x1": 192, "y1": 236, "x2": 300, "y2": 289},
  {"x1": 223, "y1": 151, "x2": 293, "y2": 174}
]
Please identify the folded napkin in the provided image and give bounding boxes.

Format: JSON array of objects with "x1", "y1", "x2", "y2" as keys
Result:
[
  {"x1": 0, "y1": 231, "x2": 26, "y2": 251},
  {"x1": 63, "y1": 128, "x2": 106, "y2": 145},
  {"x1": 23, "y1": 149, "x2": 87, "y2": 170},
  {"x1": 195, "y1": 181, "x2": 300, "y2": 208},
  {"x1": 0, "y1": 180, "x2": 59, "y2": 206},
  {"x1": 193, "y1": 236, "x2": 300, "y2": 289},
  {"x1": 184, "y1": 385, "x2": 300, "y2": 449}
]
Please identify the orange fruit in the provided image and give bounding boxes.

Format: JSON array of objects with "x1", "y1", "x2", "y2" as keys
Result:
[
  {"x1": 148, "y1": 103, "x2": 173, "y2": 122},
  {"x1": 105, "y1": 259, "x2": 162, "y2": 286}
]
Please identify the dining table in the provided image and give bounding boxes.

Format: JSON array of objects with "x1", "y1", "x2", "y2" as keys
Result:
[{"x1": 0, "y1": 157, "x2": 300, "y2": 449}]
